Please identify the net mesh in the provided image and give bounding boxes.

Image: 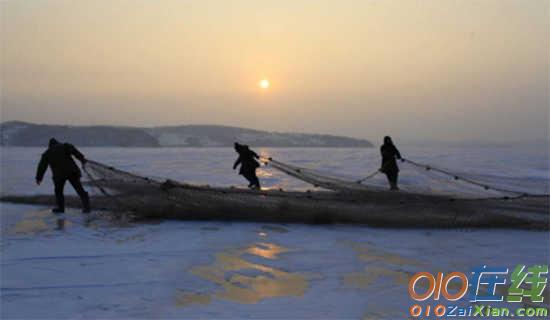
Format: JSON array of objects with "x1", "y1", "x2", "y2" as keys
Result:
[
  {"x1": 83, "y1": 156, "x2": 548, "y2": 203},
  {"x1": 83, "y1": 160, "x2": 404, "y2": 221},
  {"x1": 262, "y1": 157, "x2": 549, "y2": 200}
]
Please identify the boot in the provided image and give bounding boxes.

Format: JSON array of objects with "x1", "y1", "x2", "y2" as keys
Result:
[{"x1": 52, "y1": 207, "x2": 64, "y2": 213}]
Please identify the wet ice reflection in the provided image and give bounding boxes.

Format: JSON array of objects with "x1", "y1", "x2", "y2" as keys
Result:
[
  {"x1": 180, "y1": 242, "x2": 308, "y2": 305},
  {"x1": 11, "y1": 209, "x2": 73, "y2": 234},
  {"x1": 245, "y1": 242, "x2": 288, "y2": 260}
]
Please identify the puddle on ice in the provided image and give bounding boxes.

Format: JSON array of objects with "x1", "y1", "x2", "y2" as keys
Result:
[
  {"x1": 344, "y1": 242, "x2": 550, "y2": 314},
  {"x1": 179, "y1": 242, "x2": 309, "y2": 306},
  {"x1": 245, "y1": 242, "x2": 289, "y2": 259},
  {"x1": 341, "y1": 242, "x2": 423, "y2": 289},
  {"x1": 23, "y1": 210, "x2": 52, "y2": 219},
  {"x1": 341, "y1": 242, "x2": 424, "y2": 318},
  {"x1": 344, "y1": 266, "x2": 409, "y2": 288},
  {"x1": 175, "y1": 291, "x2": 211, "y2": 307},
  {"x1": 12, "y1": 219, "x2": 50, "y2": 234},
  {"x1": 11, "y1": 209, "x2": 73, "y2": 234},
  {"x1": 9, "y1": 207, "x2": 138, "y2": 237},
  {"x1": 351, "y1": 243, "x2": 423, "y2": 267}
]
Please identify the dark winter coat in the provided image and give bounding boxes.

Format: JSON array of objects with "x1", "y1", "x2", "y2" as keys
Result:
[
  {"x1": 380, "y1": 143, "x2": 402, "y2": 174},
  {"x1": 233, "y1": 146, "x2": 260, "y2": 176},
  {"x1": 36, "y1": 143, "x2": 86, "y2": 181}
]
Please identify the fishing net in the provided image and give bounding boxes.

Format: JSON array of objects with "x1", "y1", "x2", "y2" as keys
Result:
[
  {"x1": 81, "y1": 160, "x2": 356, "y2": 215},
  {"x1": 265, "y1": 158, "x2": 374, "y2": 193},
  {"x1": 71, "y1": 158, "x2": 549, "y2": 228},
  {"x1": 81, "y1": 159, "x2": 404, "y2": 226},
  {"x1": 81, "y1": 160, "x2": 165, "y2": 214},
  {"x1": 83, "y1": 155, "x2": 548, "y2": 203},
  {"x1": 262, "y1": 157, "x2": 549, "y2": 200}
]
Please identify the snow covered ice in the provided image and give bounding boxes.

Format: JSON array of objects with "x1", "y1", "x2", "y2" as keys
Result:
[{"x1": 1, "y1": 145, "x2": 549, "y2": 319}]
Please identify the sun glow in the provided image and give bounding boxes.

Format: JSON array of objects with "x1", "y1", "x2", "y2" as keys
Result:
[{"x1": 259, "y1": 79, "x2": 270, "y2": 89}]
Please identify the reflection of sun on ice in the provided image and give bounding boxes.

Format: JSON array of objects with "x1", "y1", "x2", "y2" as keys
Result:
[
  {"x1": 259, "y1": 79, "x2": 270, "y2": 89},
  {"x1": 186, "y1": 242, "x2": 309, "y2": 305}
]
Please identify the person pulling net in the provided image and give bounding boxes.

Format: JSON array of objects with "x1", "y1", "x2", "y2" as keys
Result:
[
  {"x1": 80, "y1": 149, "x2": 548, "y2": 203},
  {"x1": 35, "y1": 138, "x2": 91, "y2": 213},
  {"x1": 262, "y1": 154, "x2": 548, "y2": 200},
  {"x1": 379, "y1": 136, "x2": 402, "y2": 191},
  {"x1": 0, "y1": 156, "x2": 538, "y2": 229},
  {"x1": 233, "y1": 142, "x2": 261, "y2": 189}
]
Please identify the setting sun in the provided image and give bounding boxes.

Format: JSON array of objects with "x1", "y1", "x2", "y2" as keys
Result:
[{"x1": 259, "y1": 79, "x2": 270, "y2": 89}]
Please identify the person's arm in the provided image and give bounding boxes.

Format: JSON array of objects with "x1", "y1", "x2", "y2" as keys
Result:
[
  {"x1": 35, "y1": 153, "x2": 48, "y2": 184},
  {"x1": 67, "y1": 144, "x2": 86, "y2": 164},
  {"x1": 252, "y1": 151, "x2": 260, "y2": 159},
  {"x1": 394, "y1": 146, "x2": 402, "y2": 160},
  {"x1": 233, "y1": 157, "x2": 241, "y2": 170}
]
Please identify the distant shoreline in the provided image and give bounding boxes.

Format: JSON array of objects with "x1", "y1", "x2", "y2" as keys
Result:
[
  {"x1": 0, "y1": 145, "x2": 373, "y2": 149},
  {"x1": 0, "y1": 121, "x2": 373, "y2": 148}
]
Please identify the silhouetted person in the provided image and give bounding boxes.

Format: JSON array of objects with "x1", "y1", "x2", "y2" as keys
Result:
[
  {"x1": 380, "y1": 136, "x2": 402, "y2": 191},
  {"x1": 36, "y1": 138, "x2": 90, "y2": 213},
  {"x1": 233, "y1": 142, "x2": 261, "y2": 189}
]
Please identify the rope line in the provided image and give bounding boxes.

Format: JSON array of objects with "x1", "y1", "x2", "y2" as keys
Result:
[
  {"x1": 82, "y1": 163, "x2": 112, "y2": 198},
  {"x1": 402, "y1": 158, "x2": 530, "y2": 196},
  {"x1": 261, "y1": 156, "x2": 548, "y2": 200},
  {"x1": 355, "y1": 159, "x2": 398, "y2": 183},
  {"x1": 82, "y1": 161, "x2": 157, "y2": 216},
  {"x1": 83, "y1": 157, "x2": 548, "y2": 208},
  {"x1": 356, "y1": 169, "x2": 380, "y2": 183}
]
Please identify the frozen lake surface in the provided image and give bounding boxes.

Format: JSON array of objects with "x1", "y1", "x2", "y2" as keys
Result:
[{"x1": 1, "y1": 145, "x2": 549, "y2": 319}]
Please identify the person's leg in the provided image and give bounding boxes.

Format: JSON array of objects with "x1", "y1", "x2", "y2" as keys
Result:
[
  {"x1": 243, "y1": 167, "x2": 255, "y2": 188},
  {"x1": 68, "y1": 175, "x2": 90, "y2": 213},
  {"x1": 53, "y1": 178, "x2": 67, "y2": 212},
  {"x1": 252, "y1": 170, "x2": 260, "y2": 189},
  {"x1": 242, "y1": 172, "x2": 251, "y2": 186},
  {"x1": 389, "y1": 172, "x2": 399, "y2": 190},
  {"x1": 384, "y1": 173, "x2": 393, "y2": 190}
]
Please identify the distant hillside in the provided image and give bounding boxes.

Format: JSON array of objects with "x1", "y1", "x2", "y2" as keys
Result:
[
  {"x1": 0, "y1": 121, "x2": 373, "y2": 148},
  {"x1": 0, "y1": 122, "x2": 159, "y2": 147}
]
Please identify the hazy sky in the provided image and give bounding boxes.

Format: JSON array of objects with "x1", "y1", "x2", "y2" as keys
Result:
[{"x1": 1, "y1": 0, "x2": 548, "y2": 142}]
